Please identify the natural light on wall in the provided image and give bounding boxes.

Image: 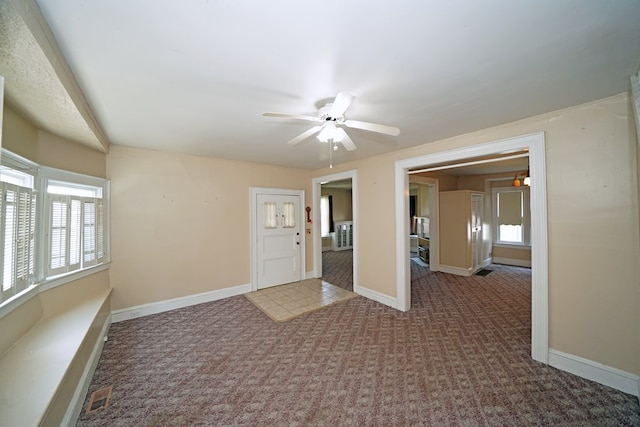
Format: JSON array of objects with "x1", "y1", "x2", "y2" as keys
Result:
[{"x1": 320, "y1": 196, "x2": 330, "y2": 236}]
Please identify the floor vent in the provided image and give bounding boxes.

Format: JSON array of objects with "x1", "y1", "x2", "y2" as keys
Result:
[{"x1": 86, "y1": 386, "x2": 113, "y2": 414}]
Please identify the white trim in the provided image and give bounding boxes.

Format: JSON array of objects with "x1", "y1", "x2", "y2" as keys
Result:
[
  {"x1": 438, "y1": 265, "x2": 474, "y2": 277},
  {"x1": 62, "y1": 313, "x2": 111, "y2": 427},
  {"x1": 312, "y1": 170, "x2": 358, "y2": 289},
  {"x1": 395, "y1": 132, "x2": 549, "y2": 364},
  {"x1": 357, "y1": 286, "x2": 396, "y2": 309},
  {"x1": 305, "y1": 270, "x2": 315, "y2": 279},
  {"x1": 249, "y1": 187, "x2": 306, "y2": 292},
  {"x1": 548, "y1": 348, "x2": 640, "y2": 398},
  {"x1": 492, "y1": 257, "x2": 532, "y2": 268},
  {"x1": 111, "y1": 283, "x2": 251, "y2": 323}
]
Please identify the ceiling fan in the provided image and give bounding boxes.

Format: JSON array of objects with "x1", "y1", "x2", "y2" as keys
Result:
[{"x1": 263, "y1": 92, "x2": 400, "y2": 152}]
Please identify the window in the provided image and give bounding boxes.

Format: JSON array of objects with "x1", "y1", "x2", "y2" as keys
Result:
[
  {"x1": 0, "y1": 149, "x2": 110, "y2": 305},
  {"x1": 492, "y1": 186, "x2": 530, "y2": 246},
  {"x1": 320, "y1": 195, "x2": 334, "y2": 237},
  {"x1": 45, "y1": 182, "x2": 105, "y2": 276}
]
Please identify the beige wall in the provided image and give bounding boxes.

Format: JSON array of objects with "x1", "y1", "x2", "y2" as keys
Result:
[
  {"x1": 2, "y1": 106, "x2": 106, "y2": 177},
  {"x1": 313, "y1": 93, "x2": 640, "y2": 375},
  {"x1": 321, "y1": 187, "x2": 353, "y2": 221},
  {"x1": 492, "y1": 245, "x2": 531, "y2": 262},
  {"x1": 107, "y1": 145, "x2": 312, "y2": 310}
]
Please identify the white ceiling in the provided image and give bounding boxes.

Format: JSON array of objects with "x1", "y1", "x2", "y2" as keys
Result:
[{"x1": 9, "y1": 1, "x2": 640, "y2": 169}]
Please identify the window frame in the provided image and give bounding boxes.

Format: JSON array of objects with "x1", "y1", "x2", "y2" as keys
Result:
[
  {"x1": 491, "y1": 185, "x2": 531, "y2": 247},
  {"x1": 0, "y1": 149, "x2": 110, "y2": 309}
]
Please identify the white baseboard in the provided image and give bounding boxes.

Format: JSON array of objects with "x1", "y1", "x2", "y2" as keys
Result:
[
  {"x1": 548, "y1": 348, "x2": 640, "y2": 398},
  {"x1": 305, "y1": 271, "x2": 316, "y2": 279},
  {"x1": 356, "y1": 286, "x2": 396, "y2": 309},
  {"x1": 63, "y1": 313, "x2": 111, "y2": 427},
  {"x1": 492, "y1": 257, "x2": 532, "y2": 267},
  {"x1": 111, "y1": 283, "x2": 251, "y2": 323},
  {"x1": 438, "y1": 265, "x2": 472, "y2": 276}
]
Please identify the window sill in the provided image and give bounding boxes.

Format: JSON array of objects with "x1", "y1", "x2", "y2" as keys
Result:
[{"x1": 0, "y1": 263, "x2": 110, "y2": 319}]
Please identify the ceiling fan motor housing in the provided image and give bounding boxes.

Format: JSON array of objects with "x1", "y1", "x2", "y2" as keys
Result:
[{"x1": 318, "y1": 104, "x2": 344, "y2": 123}]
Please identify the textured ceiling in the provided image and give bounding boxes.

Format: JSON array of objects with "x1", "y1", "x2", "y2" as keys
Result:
[
  {"x1": 0, "y1": 0, "x2": 105, "y2": 152},
  {"x1": 6, "y1": 1, "x2": 640, "y2": 169}
]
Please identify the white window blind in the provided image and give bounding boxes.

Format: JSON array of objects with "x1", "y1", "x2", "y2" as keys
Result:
[
  {"x1": 264, "y1": 202, "x2": 277, "y2": 229},
  {"x1": 492, "y1": 186, "x2": 530, "y2": 246},
  {"x1": 46, "y1": 192, "x2": 102, "y2": 276},
  {"x1": 282, "y1": 202, "x2": 295, "y2": 228},
  {"x1": 0, "y1": 183, "x2": 36, "y2": 303}
]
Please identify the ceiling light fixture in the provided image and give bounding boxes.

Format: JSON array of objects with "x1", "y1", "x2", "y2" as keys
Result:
[
  {"x1": 513, "y1": 167, "x2": 531, "y2": 187},
  {"x1": 317, "y1": 123, "x2": 344, "y2": 143},
  {"x1": 523, "y1": 167, "x2": 531, "y2": 186},
  {"x1": 512, "y1": 174, "x2": 521, "y2": 187}
]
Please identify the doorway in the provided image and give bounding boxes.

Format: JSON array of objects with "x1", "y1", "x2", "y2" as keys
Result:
[
  {"x1": 395, "y1": 132, "x2": 548, "y2": 363},
  {"x1": 312, "y1": 169, "x2": 358, "y2": 294}
]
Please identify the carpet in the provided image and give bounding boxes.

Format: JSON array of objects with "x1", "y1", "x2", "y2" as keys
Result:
[{"x1": 77, "y1": 263, "x2": 640, "y2": 426}]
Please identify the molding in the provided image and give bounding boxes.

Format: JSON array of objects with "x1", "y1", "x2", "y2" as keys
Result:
[
  {"x1": 305, "y1": 271, "x2": 315, "y2": 279},
  {"x1": 111, "y1": 284, "x2": 251, "y2": 323},
  {"x1": 549, "y1": 349, "x2": 640, "y2": 398},
  {"x1": 438, "y1": 265, "x2": 473, "y2": 277},
  {"x1": 492, "y1": 257, "x2": 532, "y2": 268},
  {"x1": 356, "y1": 286, "x2": 397, "y2": 309},
  {"x1": 62, "y1": 313, "x2": 111, "y2": 427},
  {"x1": 482, "y1": 257, "x2": 492, "y2": 268}
]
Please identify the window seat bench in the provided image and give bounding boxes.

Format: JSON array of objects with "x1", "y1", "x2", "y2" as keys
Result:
[{"x1": 0, "y1": 275, "x2": 111, "y2": 427}]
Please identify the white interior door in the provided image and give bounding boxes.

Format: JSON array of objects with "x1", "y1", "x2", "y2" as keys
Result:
[{"x1": 256, "y1": 193, "x2": 302, "y2": 289}]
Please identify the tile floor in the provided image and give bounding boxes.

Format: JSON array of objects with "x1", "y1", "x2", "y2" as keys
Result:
[{"x1": 245, "y1": 278, "x2": 356, "y2": 322}]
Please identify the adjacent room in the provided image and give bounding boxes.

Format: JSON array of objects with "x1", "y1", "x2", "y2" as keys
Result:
[{"x1": 0, "y1": 1, "x2": 639, "y2": 425}]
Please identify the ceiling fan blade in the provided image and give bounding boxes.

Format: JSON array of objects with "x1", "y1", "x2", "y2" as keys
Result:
[
  {"x1": 344, "y1": 119, "x2": 400, "y2": 136},
  {"x1": 287, "y1": 126, "x2": 323, "y2": 146},
  {"x1": 338, "y1": 129, "x2": 357, "y2": 151},
  {"x1": 263, "y1": 112, "x2": 320, "y2": 122},
  {"x1": 330, "y1": 92, "x2": 355, "y2": 117}
]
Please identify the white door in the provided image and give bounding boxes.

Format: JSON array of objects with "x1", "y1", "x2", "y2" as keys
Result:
[
  {"x1": 471, "y1": 193, "x2": 483, "y2": 272},
  {"x1": 256, "y1": 193, "x2": 302, "y2": 289}
]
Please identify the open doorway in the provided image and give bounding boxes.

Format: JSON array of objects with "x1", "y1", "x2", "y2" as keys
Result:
[
  {"x1": 312, "y1": 169, "x2": 358, "y2": 294},
  {"x1": 320, "y1": 178, "x2": 353, "y2": 291},
  {"x1": 408, "y1": 177, "x2": 439, "y2": 275},
  {"x1": 395, "y1": 132, "x2": 548, "y2": 363}
]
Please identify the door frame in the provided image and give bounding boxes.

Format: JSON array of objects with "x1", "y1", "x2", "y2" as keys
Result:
[
  {"x1": 312, "y1": 169, "x2": 358, "y2": 292},
  {"x1": 394, "y1": 132, "x2": 549, "y2": 364},
  {"x1": 250, "y1": 187, "x2": 306, "y2": 292}
]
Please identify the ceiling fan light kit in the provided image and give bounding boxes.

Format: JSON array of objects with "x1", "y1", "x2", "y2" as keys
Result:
[{"x1": 263, "y1": 92, "x2": 400, "y2": 165}]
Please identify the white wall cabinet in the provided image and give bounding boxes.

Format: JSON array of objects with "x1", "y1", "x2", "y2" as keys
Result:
[{"x1": 332, "y1": 221, "x2": 353, "y2": 251}]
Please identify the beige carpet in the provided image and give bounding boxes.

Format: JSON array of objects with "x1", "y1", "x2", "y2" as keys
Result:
[{"x1": 245, "y1": 278, "x2": 357, "y2": 322}]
